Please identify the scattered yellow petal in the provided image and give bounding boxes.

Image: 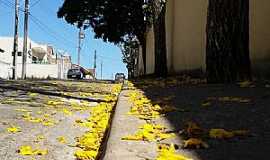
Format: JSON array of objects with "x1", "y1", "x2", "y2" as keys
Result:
[
  {"x1": 185, "y1": 121, "x2": 204, "y2": 137},
  {"x1": 74, "y1": 150, "x2": 98, "y2": 160},
  {"x1": 122, "y1": 123, "x2": 174, "y2": 142},
  {"x1": 202, "y1": 102, "x2": 211, "y2": 107},
  {"x1": 57, "y1": 136, "x2": 67, "y2": 144},
  {"x1": 238, "y1": 81, "x2": 254, "y2": 88},
  {"x1": 209, "y1": 129, "x2": 234, "y2": 139},
  {"x1": 183, "y1": 138, "x2": 209, "y2": 149},
  {"x1": 7, "y1": 126, "x2": 21, "y2": 133},
  {"x1": 28, "y1": 92, "x2": 38, "y2": 97},
  {"x1": 14, "y1": 108, "x2": 31, "y2": 112},
  {"x1": 157, "y1": 143, "x2": 193, "y2": 160},
  {"x1": 18, "y1": 145, "x2": 34, "y2": 155},
  {"x1": 18, "y1": 145, "x2": 48, "y2": 156},
  {"x1": 62, "y1": 108, "x2": 72, "y2": 116}
]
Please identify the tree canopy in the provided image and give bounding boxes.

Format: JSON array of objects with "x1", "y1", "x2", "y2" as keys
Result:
[{"x1": 57, "y1": 0, "x2": 147, "y2": 44}]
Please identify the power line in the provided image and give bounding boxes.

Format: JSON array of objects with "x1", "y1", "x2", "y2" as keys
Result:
[
  {"x1": 30, "y1": 0, "x2": 42, "y2": 7},
  {"x1": 29, "y1": 14, "x2": 76, "y2": 46},
  {"x1": 29, "y1": 15, "x2": 75, "y2": 49},
  {"x1": 0, "y1": 0, "x2": 76, "y2": 49},
  {"x1": 0, "y1": 0, "x2": 24, "y2": 12}
]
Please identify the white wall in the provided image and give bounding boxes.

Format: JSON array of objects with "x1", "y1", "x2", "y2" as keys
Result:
[
  {"x1": 0, "y1": 61, "x2": 11, "y2": 79},
  {"x1": 17, "y1": 63, "x2": 59, "y2": 79},
  {"x1": 0, "y1": 37, "x2": 35, "y2": 64},
  {"x1": 0, "y1": 63, "x2": 71, "y2": 79}
]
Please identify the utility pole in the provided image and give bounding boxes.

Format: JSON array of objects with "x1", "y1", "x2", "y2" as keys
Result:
[
  {"x1": 100, "y1": 61, "x2": 103, "y2": 80},
  {"x1": 12, "y1": 0, "x2": 19, "y2": 80},
  {"x1": 77, "y1": 27, "x2": 84, "y2": 66},
  {"x1": 22, "y1": 0, "x2": 29, "y2": 79},
  {"x1": 94, "y1": 50, "x2": 97, "y2": 78}
]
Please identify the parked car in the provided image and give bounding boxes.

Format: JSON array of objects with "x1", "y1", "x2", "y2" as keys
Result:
[
  {"x1": 115, "y1": 73, "x2": 125, "y2": 83},
  {"x1": 67, "y1": 68, "x2": 84, "y2": 79}
]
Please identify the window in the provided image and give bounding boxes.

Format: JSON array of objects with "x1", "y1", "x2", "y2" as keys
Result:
[{"x1": 12, "y1": 51, "x2": 22, "y2": 56}]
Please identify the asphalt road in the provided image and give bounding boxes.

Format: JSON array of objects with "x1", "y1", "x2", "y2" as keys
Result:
[{"x1": 0, "y1": 80, "x2": 118, "y2": 160}]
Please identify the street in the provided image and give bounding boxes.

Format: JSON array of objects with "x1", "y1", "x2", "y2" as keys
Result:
[{"x1": 0, "y1": 80, "x2": 121, "y2": 160}]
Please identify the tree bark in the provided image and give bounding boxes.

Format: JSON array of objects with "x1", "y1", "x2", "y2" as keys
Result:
[
  {"x1": 206, "y1": 0, "x2": 251, "y2": 83},
  {"x1": 154, "y1": 5, "x2": 168, "y2": 77}
]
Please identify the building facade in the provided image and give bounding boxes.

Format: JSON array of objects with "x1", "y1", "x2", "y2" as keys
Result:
[{"x1": 0, "y1": 37, "x2": 72, "y2": 79}]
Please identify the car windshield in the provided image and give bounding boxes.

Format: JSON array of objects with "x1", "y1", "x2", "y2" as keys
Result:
[
  {"x1": 115, "y1": 73, "x2": 125, "y2": 78},
  {"x1": 68, "y1": 69, "x2": 80, "y2": 74}
]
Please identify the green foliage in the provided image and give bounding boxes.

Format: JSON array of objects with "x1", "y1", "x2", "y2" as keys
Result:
[
  {"x1": 58, "y1": 0, "x2": 147, "y2": 44},
  {"x1": 120, "y1": 36, "x2": 140, "y2": 77}
]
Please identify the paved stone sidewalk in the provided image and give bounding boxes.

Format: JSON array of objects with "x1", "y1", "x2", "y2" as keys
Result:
[{"x1": 103, "y1": 90, "x2": 198, "y2": 160}]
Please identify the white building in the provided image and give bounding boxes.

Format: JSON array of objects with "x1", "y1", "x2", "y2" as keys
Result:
[{"x1": 0, "y1": 37, "x2": 72, "y2": 79}]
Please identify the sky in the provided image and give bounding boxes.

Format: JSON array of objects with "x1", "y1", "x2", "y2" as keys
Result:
[{"x1": 0, "y1": 0, "x2": 127, "y2": 80}]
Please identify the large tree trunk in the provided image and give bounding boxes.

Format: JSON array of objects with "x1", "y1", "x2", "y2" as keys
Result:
[
  {"x1": 154, "y1": 5, "x2": 168, "y2": 77},
  {"x1": 206, "y1": 0, "x2": 251, "y2": 83}
]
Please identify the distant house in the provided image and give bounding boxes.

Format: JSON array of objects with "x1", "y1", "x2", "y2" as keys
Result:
[{"x1": 0, "y1": 37, "x2": 72, "y2": 79}]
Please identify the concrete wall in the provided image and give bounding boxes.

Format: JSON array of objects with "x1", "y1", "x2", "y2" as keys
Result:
[
  {"x1": 141, "y1": 0, "x2": 270, "y2": 78},
  {"x1": 167, "y1": 0, "x2": 208, "y2": 73},
  {"x1": 146, "y1": 26, "x2": 155, "y2": 74},
  {"x1": 17, "y1": 64, "x2": 59, "y2": 79},
  {"x1": 0, "y1": 61, "x2": 11, "y2": 79},
  {"x1": 250, "y1": 0, "x2": 270, "y2": 78},
  {"x1": 0, "y1": 63, "x2": 70, "y2": 79}
]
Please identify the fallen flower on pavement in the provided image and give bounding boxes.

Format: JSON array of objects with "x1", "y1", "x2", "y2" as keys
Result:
[
  {"x1": 122, "y1": 123, "x2": 175, "y2": 142},
  {"x1": 75, "y1": 102, "x2": 115, "y2": 160},
  {"x1": 74, "y1": 150, "x2": 97, "y2": 160},
  {"x1": 209, "y1": 128, "x2": 249, "y2": 139},
  {"x1": 14, "y1": 108, "x2": 32, "y2": 112},
  {"x1": 238, "y1": 81, "x2": 255, "y2": 88},
  {"x1": 183, "y1": 138, "x2": 209, "y2": 149},
  {"x1": 185, "y1": 121, "x2": 204, "y2": 138},
  {"x1": 7, "y1": 126, "x2": 21, "y2": 133},
  {"x1": 157, "y1": 143, "x2": 193, "y2": 160},
  {"x1": 18, "y1": 145, "x2": 48, "y2": 156},
  {"x1": 201, "y1": 101, "x2": 211, "y2": 107},
  {"x1": 57, "y1": 136, "x2": 67, "y2": 144},
  {"x1": 209, "y1": 129, "x2": 234, "y2": 139},
  {"x1": 62, "y1": 108, "x2": 73, "y2": 116}
]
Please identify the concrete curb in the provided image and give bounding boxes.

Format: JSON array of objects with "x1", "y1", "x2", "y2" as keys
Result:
[{"x1": 102, "y1": 90, "x2": 157, "y2": 160}]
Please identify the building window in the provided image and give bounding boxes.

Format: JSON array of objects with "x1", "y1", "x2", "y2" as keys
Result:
[{"x1": 12, "y1": 51, "x2": 22, "y2": 56}]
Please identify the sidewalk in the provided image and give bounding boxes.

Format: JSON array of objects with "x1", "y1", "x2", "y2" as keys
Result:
[
  {"x1": 103, "y1": 88, "x2": 197, "y2": 160},
  {"x1": 103, "y1": 90, "x2": 157, "y2": 160},
  {"x1": 103, "y1": 78, "x2": 270, "y2": 160}
]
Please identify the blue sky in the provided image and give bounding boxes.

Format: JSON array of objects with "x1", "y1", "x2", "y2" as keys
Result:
[{"x1": 0, "y1": 0, "x2": 127, "y2": 79}]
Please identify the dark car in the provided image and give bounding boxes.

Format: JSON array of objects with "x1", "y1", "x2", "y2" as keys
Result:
[
  {"x1": 115, "y1": 73, "x2": 125, "y2": 83},
  {"x1": 67, "y1": 68, "x2": 84, "y2": 79}
]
